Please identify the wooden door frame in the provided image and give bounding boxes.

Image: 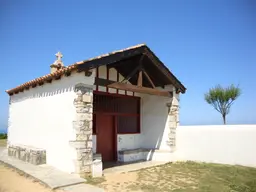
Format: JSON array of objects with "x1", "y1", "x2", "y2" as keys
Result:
[{"x1": 96, "y1": 114, "x2": 118, "y2": 162}]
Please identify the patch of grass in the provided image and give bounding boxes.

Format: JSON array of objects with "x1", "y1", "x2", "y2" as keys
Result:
[
  {"x1": 85, "y1": 176, "x2": 106, "y2": 185},
  {"x1": 127, "y1": 161, "x2": 256, "y2": 192},
  {"x1": 0, "y1": 139, "x2": 7, "y2": 147},
  {"x1": 93, "y1": 161, "x2": 256, "y2": 192},
  {"x1": 0, "y1": 134, "x2": 7, "y2": 140}
]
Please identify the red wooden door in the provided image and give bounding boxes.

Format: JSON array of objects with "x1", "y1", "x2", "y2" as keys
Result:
[{"x1": 96, "y1": 114, "x2": 115, "y2": 162}]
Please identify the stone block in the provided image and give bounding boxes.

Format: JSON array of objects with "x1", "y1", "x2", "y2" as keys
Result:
[
  {"x1": 168, "y1": 122, "x2": 177, "y2": 128},
  {"x1": 75, "y1": 134, "x2": 85, "y2": 141},
  {"x1": 76, "y1": 107, "x2": 87, "y2": 113},
  {"x1": 76, "y1": 131, "x2": 91, "y2": 140},
  {"x1": 74, "y1": 101, "x2": 85, "y2": 107},
  {"x1": 84, "y1": 120, "x2": 93, "y2": 131},
  {"x1": 92, "y1": 160, "x2": 102, "y2": 177},
  {"x1": 77, "y1": 148, "x2": 92, "y2": 153},
  {"x1": 15, "y1": 147, "x2": 20, "y2": 159},
  {"x1": 8, "y1": 146, "x2": 18, "y2": 158},
  {"x1": 8, "y1": 145, "x2": 46, "y2": 165},
  {"x1": 69, "y1": 140, "x2": 87, "y2": 149},
  {"x1": 93, "y1": 153, "x2": 102, "y2": 161},
  {"x1": 83, "y1": 95, "x2": 93, "y2": 103},
  {"x1": 168, "y1": 115, "x2": 176, "y2": 122},
  {"x1": 87, "y1": 140, "x2": 93, "y2": 148},
  {"x1": 77, "y1": 151, "x2": 93, "y2": 162},
  {"x1": 77, "y1": 151, "x2": 92, "y2": 161},
  {"x1": 73, "y1": 120, "x2": 89, "y2": 131},
  {"x1": 19, "y1": 148, "x2": 26, "y2": 161},
  {"x1": 82, "y1": 164, "x2": 92, "y2": 173},
  {"x1": 29, "y1": 149, "x2": 46, "y2": 165},
  {"x1": 25, "y1": 149, "x2": 31, "y2": 162},
  {"x1": 87, "y1": 134, "x2": 92, "y2": 141},
  {"x1": 76, "y1": 113, "x2": 92, "y2": 121}
]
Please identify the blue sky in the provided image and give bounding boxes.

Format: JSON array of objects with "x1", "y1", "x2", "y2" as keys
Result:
[{"x1": 0, "y1": 0, "x2": 255, "y2": 130}]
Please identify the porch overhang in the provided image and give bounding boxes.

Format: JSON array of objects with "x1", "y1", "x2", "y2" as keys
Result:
[{"x1": 77, "y1": 44, "x2": 186, "y2": 94}]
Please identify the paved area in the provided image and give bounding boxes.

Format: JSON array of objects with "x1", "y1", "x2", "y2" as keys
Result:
[
  {"x1": 0, "y1": 147, "x2": 104, "y2": 192},
  {"x1": 61, "y1": 183, "x2": 104, "y2": 192},
  {"x1": 103, "y1": 160, "x2": 167, "y2": 175}
]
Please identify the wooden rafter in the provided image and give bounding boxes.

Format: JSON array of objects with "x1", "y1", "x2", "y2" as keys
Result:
[
  {"x1": 121, "y1": 54, "x2": 145, "y2": 84},
  {"x1": 121, "y1": 64, "x2": 142, "y2": 83},
  {"x1": 142, "y1": 68, "x2": 155, "y2": 88},
  {"x1": 137, "y1": 71, "x2": 143, "y2": 86}
]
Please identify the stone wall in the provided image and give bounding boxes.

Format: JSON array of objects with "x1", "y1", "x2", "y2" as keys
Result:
[
  {"x1": 8, "y1": 145, "x2": 46, "y2": 165},
  {"x1": 69, "y1": 84, "x2": 93, "y2": 177}
]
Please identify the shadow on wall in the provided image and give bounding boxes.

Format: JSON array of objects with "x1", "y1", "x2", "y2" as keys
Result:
[
  {"x1": 10, "y1": 79, "x2": 76, "y2": 103},
  {"x1": 141, "y1": 94, "x2": 169, "y2": 160}
]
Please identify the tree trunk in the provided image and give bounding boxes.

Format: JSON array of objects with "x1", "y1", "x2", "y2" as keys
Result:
[{"x1": 222, "y1": 114, "x2": 226, "y2": 125}]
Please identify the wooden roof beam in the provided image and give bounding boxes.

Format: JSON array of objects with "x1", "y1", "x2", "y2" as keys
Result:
[{"x1": 108, "y1": 82, "x2": 172, "y2": 97}]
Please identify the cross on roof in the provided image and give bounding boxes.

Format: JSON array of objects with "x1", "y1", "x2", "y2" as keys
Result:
[{"x1": 55, "y1": 51, "x2": 63, "y2": 60}]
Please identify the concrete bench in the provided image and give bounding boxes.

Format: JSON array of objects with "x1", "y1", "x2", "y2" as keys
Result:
[
  {"x1": 8, "y1": 144, "x2": 46, "y2": 165},
  {"x1": 118, "y1": 148, "x2": 175, "y2": 162},
  {"x1": 118, "y1": 148, "x2": 151, "y2": 162}
]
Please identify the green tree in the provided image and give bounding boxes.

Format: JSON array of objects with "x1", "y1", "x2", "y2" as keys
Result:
[{"x1": 204, "y1": 84, "x2": 241, "y2": 124}]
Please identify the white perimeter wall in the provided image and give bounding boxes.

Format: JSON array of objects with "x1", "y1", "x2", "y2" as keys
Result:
[
  {"x1": 8, "y1": 71, "x2": 95, "y2": 173},
  {"x1": 176, "y1": 125, "x2": 256, "y2": 167}
]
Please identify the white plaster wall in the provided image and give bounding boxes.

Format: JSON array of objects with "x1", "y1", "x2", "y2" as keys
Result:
[
  {"x1": 139, "y1": 85, "x2": 178, "y2": 152},
  {"x1": 8, "y1": 71, "x2": 95, "y2": 173},
  {"x1": 117, "y1": 134, "x2": 141, "y2": 151},
  {"x1": 140, "y1": 93, "x2": 170, "y2": 150},
  {"x1": 176, "y1": 125, "x2": 256, "y2": 167}
]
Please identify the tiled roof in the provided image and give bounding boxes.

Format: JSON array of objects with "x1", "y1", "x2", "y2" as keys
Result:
[{"x1": 6, "y1": 44, "x2": 146, "y2": 95}]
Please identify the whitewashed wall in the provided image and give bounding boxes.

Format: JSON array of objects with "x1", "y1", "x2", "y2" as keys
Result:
[
  {"x1": 8, "y1": 71, "x2": 95, "y2": 173},
  {"x1": 140, "y1": 93, "x2": 172, "y2": 151},
  {"x1": 117, "y1": 134, "x2": 141, "y2": 151},
  {"x1": 176, "y1": 125, "x2": 256, "y2": 167}
]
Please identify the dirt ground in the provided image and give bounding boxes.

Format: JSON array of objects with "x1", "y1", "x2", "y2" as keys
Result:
[
  {"x1": 0, "y1": 164, "x2": 62, "y2": 192},
  {"x1": 99, "y1": 172, "x2": 141, "y2": 192},
  {"x1": 0, "y1": 140, "x2": 6, "y2": 147}
]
